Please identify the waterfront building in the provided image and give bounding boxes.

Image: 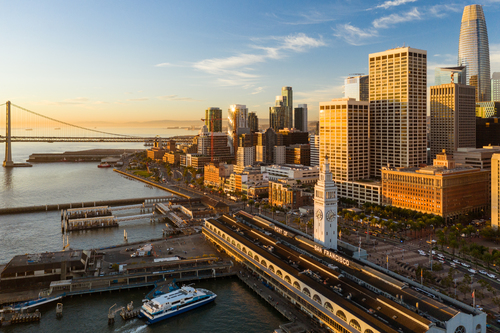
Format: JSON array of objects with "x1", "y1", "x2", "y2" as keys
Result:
[
  {"x1": 382, "y1": 151, "x2": 490, "y2": 221},
  {"x1": 204, "y1": 212, "x2": 486, "y2": 333},
  {"x1": 236, "y1": 146, "x2": 255, "y2": 168},
  {"x1": 205, "y1": 107, "x2": 223, "y2": 132},
  {"x1": 458, "y1": 4, "x2": 491, "y2": 102},
  {"x1": 274, "y1": 146, "x2": 286, "y2": 165},
  {"x1": 476, "y1": 101, "x2": 500, "y2": 118},
  {"x1": 314, "y1": 157, "x2": 338, "y2": 250},
  {"x1": 269, "y1": 179, "x2": 310, "y2": 209},
  {"x1": 286, "y1": 144, "x2": 310, "y2": 166},
  {"x1": 147, "y1": 136, "x2": 166, "y2": 161},
  {"x1": 282, "y1": 86, "x2": 293, "y2": 129},
  {"x1": 1, "y1": 250, "x2": 89, "y2": 289},
  {"x1": 163, "y1": 152, "x2": 182, "y2": 166},
  {"x1": 166, "y1": 139, "x2": 177, "y2": 152},
  {"x1": 320, "y1": 97, "x2": 381, "y2": 205},
  {"x1": 492, "y1": 72, "x2": 500, "y2": 101},
  {"x1": 294, "y1": 104, "x2": 308, "y2": 132},
  {"x1": 369, "y1": 47, "x2": 427, "y2": 177},
  {"x1": 429, "y1": 83, "x2": 476, "y2": 161},
  {"x1": 248, "y1": 112, "x2": 258, "y2": 132},
  {"x1": 228, "y1": 104, "x2": 248, "y2": 155},
  {"x1": 492, "y1": 154, "x2": 500, "y2": 229},
  {"x1": 454, "y1": 147, "x2": 500, "y2": 169},
  {"x1": 261, "y1": 164, "x2": 319, "y2": 185},
  {"x1": 343, "y1": 75, "x2": 368, "y2": 101},
  {"x1": 434, "y1": 66, "x2": 466, "y2": 85},
  {"x1": 310, "y1": 135, "x2": 319, "y2": 167}
]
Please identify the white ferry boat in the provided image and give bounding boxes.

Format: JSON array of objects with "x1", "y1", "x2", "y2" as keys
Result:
[{"x1": 140, "y1": 285, "x2": 217, "y2": 324}]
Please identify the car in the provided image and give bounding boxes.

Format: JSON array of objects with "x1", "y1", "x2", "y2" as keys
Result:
[
  {"x1": 437, "y1": 254, "x2": 444, "y2": 258},
  {"x1": 419, "y1": 252, "x2": 427, "y2": 256},
  {"x1": 468, "y1": 269, "x2": 477, "y2": 274},
  {"x1": 431, "y1": 250, "x2": 436, "y2": 255},
  {"x1": 453, "y1": 259, "x2": 460, "y2": 264},
  {"x1": 479, "y1": 270, "x2": 487, "y2": 275},
  {"x1": 130, "y1": 253, "x2": 136, "y2": 258},
  {"x1": 488, "y1": 273, "x2": 496, "y2": 279},
  {"x1": 450, "y1": 263, "x2": 457, "y2": 267},
  {"x1": 462, "y1": 263, "x2": 471, "y2": 268},
  {"x1": 439, "y1": 260, "x2": 445, "y2": 264}
]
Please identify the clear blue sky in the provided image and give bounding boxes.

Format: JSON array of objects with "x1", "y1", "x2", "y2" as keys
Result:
[{"x1": 2, "y1": 0, "x2": 500, "y2": 125}]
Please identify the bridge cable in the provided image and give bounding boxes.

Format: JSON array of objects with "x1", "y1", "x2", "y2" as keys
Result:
[{"x1": 10, "y1": 103, "x2": 140, "y2": 138}]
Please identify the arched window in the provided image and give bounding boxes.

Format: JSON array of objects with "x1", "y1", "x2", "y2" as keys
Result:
[
  {"x1": 269, "y1": 265, "x2": 275, "y2": 273},
  {"x1": 364, "y1": 330, "x2": 374, "y2": 333},
  {"x1": 242, "y1": 247, "x2": 247, "y2": 254},
  {"x1": 261, "y1": 260, "x2": 267, "y2": 268},
  {"x1": 284, "y1": 275, "x2": 291, "y2": 284},
  {"x1": 349, "y1": 319, "x2": 361, "y2": 332},
  {"x1": 302, "y1": 287, "x2": 311, "y2": 297},
  {"x1": 454, "y1": 326, "x2": 466, "y2": 333},
  {"x1": 313, "y1": 294, "x2": 322, "y2": 305},
  {"x1": 336, "y1": 310, "x2": 347, "y2": 322},
  {"x1": 217, "y1": 230, "x2": 221, "y2": 236},
  {"x1": 293, "y1": 281, "x2": 300, "y2": 290},
  {"x1": 276, "y1": 270, "x2": 283, "y2": 278},
  {"x1": 237, "y1": 243, "x2": 241, "y2": 249},
  {"x1": 254, "y1": 255, "x2": 259, "y2": 262},
  {"x1": 248, "y1": 251, "x2": 253, "y2": 257},
  {"x1": 476, "y1": 324, "x2": 481, "y2": 333},
  {"x1": 324, "y1": 302, "x2": 333, "y2": 312},
  {"x1": 231, "y1": 240, "x2": 235, "y2": 245}
]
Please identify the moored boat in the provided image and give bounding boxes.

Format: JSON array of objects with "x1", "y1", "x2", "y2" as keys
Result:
[
  {"x1": 97, "y1": 162, "x2": 111, "y2": 168},
  {"x1": 140, "y1": 285, "x2": 216, "y2": 324}
]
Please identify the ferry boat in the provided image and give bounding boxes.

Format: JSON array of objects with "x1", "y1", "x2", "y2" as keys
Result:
[
  {"x1": 97, "y1": 162, "x2": 111, "y2": 168},
  {"x1": 139, "y1": 285, "x2": 216, "y2": 324}
]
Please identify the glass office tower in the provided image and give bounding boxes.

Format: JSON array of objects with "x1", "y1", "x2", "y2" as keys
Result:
[{"x1": 458, "y1": 4, "x2": 491, "y2": 102}]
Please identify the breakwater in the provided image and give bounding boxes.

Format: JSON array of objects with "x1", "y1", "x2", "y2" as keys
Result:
[{"x1": 0, "y1": 196, "x2": 173, "y2": 215}]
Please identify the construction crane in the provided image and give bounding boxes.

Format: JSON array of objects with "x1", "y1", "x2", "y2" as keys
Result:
[{"x1": 200, "y1": 117, "x2": 224, "y2": 162}]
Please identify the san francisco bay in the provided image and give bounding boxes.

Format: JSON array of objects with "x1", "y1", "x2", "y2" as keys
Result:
[{"x1": 0, "y1": 132, "x2": 286, "y2": 332}]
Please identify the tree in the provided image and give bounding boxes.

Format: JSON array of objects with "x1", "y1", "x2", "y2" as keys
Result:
[
  {"x1": 449, "y1": 239, "x2": 459, "y2": 256},
  {"x1": 458, "y1": 274, "x2": 472, "y2": 301},
  {"x1": 248, "y1": 200, "x2": 255, "y2": 213}
]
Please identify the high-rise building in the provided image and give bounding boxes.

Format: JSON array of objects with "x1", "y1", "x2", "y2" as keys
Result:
[
  {"x1": 228, "y1": 104, "x2": 248, "y2": 155},
  {"x1": 343, "y1": 75, "x2": 369, "y2": 101},
  {"x1": 294, "y1": 104, "x2": 308, "y2": 132},
  {"x1": 493, "y1": 153, "x2": 500, "y2": 229},
  {"x1": 320, "y1": 98, "x2": 381, "y2": 205},
  {"x1": 205, "y1": 107, "x2": 222, "y2": 132},
  {"x1": 237, "y1": 146, "x2": 255, "y2": 168},
  {"x1": 270, "y1": 96, "x2": 285, "y2": 132},
  {"x1": 429, "y1": 83, "x2": 476, "y2": 160},
  {"x1": 492, "y1": 72, "x2": 500, "y2": 101},
  {"x1": 369, "y1": 47, "x2": 427, "y2": 177},
  {"x1": 197, "y1": 125, "x2": 231, "y2": 157},
  {"x1": 282, "y1": 86, "x2": 293, "y2": 128},
  {"x1": 310, "y1": 135, "x2": 319, "y2": 167},
  {"x1": 248, "y1": 112, "x2": 259, "y2": 132},
  {"x1": 434, "y1": 66, "x2": 466, "y2": 85},
  {"x1": 314, "y1": 156, "x2": 338, "y2": 250},
  {"x1": 458, "y1": 4, "x2": 491, "y2": 102},
  {"x1": 476, "y1": 101, "x2": 500, "y2": 118}
]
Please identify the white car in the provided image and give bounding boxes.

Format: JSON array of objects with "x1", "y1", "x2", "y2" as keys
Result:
[
  {"x1": 437, "y1": 254, "x2": 444, "y2": 258},
  {"x1": 488, "y1": 273, "x2": 496, "y2": 279},
  {"x1": 439, "y1": 260, "x2": 445, "y2": 264},
  {"x1": 468, "y1": 269, "x2": 477, "y2": 274},
  {"x1": 419, "y1": 252, "x2": 427, "y2": 256},
  {"x1": 453, "y1": 259, "x2": 460, "y2": 264},
  {"x1": 450, "y1": 263, "x2": 457, "y2": 268},
  {"x1": 431, "y1": 250, "x2": 436, "y2": 255},
  {"x1": 479, "y1": 270, "x2": 487, "y2": 275},
  {"x1": 461, "y1": 263, "x2": 471, "y2": 268}
]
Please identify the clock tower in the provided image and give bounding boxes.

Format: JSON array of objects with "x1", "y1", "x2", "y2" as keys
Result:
[{"x1": 314, "y1": 156, "x2": 338, "y2": 249}]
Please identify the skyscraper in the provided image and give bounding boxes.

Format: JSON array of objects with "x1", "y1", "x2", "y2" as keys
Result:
[
  {"x1": 269, "y1": 96, "x2": 285, "y2": 132},
  {"x1": 458, "y1": 4, "x2": 491, "y2": 102},
  {"x1": 430, "y1": 83, "x2": 476, "y2": 160},
  {"x1": 294, "y1": 104, "x2": 308, "y2": 132},
  {"x1": 227, "y1": 104, "x2": 248, "y2": 155},
  {"x1": 492, "y1": 72, "x2": 500, "y2": 101},
  {"x1": 205, "y1": 107, "x2": 222, "y2": 132},
  {"x1": 369, "y1": 47, "x2": 427, "y2": 177},
  {"x1": 343, "y1": 75, "x2": 369, "y2": 101},
  {"x1": 281, "y1": 86, "x2": 293, "y2": 128},
  {"x1": 434, "y1": 66, "x2": 466, "y2": 85},
  {"x1": 248, "y1": 112, "x2": 259, "y2": 132}
]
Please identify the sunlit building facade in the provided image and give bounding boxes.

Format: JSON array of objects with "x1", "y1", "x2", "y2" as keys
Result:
[
  {"x1": 458, "y1": 4, "x2": 491, "y2": 102},
  {"x1": 492, "y1": 72, "x2": 500, "y2": 101},
  {"x1": 205, "y1": 107, "x2": 222, "y2": 132},
  {"x1": 343, "y1": 75, "x2": 369, "y2": 101},
  {"x1": 228, "y1": 104, "x2": 248, "y2": 155},
  {"x1": 282, "y1": 86, "x2": 293, "y2": 129},
  {"x1": 369, "y1": 47, "x2": 427, "y2": 177}
]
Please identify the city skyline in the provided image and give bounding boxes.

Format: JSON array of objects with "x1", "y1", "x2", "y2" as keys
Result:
[{"x1": 2, "y1": 1, "x2": 500, "y2": 126}]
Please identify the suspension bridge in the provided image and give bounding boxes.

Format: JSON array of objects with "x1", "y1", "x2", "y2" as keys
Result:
[{"x1": 1, "y1": 101, "x2": 194, "y2": 167}]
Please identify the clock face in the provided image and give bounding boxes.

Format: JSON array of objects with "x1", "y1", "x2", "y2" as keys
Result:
[
  {"x1": 326, "y1": 210, "x2": 335, "y2": 222},
  {"x1": 316, "y1": 209, "x2": 323, "y2": 221}
]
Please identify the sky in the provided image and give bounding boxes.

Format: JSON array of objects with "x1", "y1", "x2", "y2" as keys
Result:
[{"x1": 2, "y1": 0, "x2": 500, "y2": 127}]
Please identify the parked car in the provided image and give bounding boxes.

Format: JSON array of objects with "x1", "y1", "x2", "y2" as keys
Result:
[
  {"x1": 468, "y1": 269, "x2": 477, "y2": 274},
  {"x1": 461, "y1": 263, "x2": 471, "y2": 268}
]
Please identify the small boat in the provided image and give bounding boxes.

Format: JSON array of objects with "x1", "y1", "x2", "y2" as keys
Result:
[
  {"x1": 98, "y1": 163, "x2": 111, "y2": 168},
  {"x1": 140, "y1": 285, "x2": 216, "y2": 324}
]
